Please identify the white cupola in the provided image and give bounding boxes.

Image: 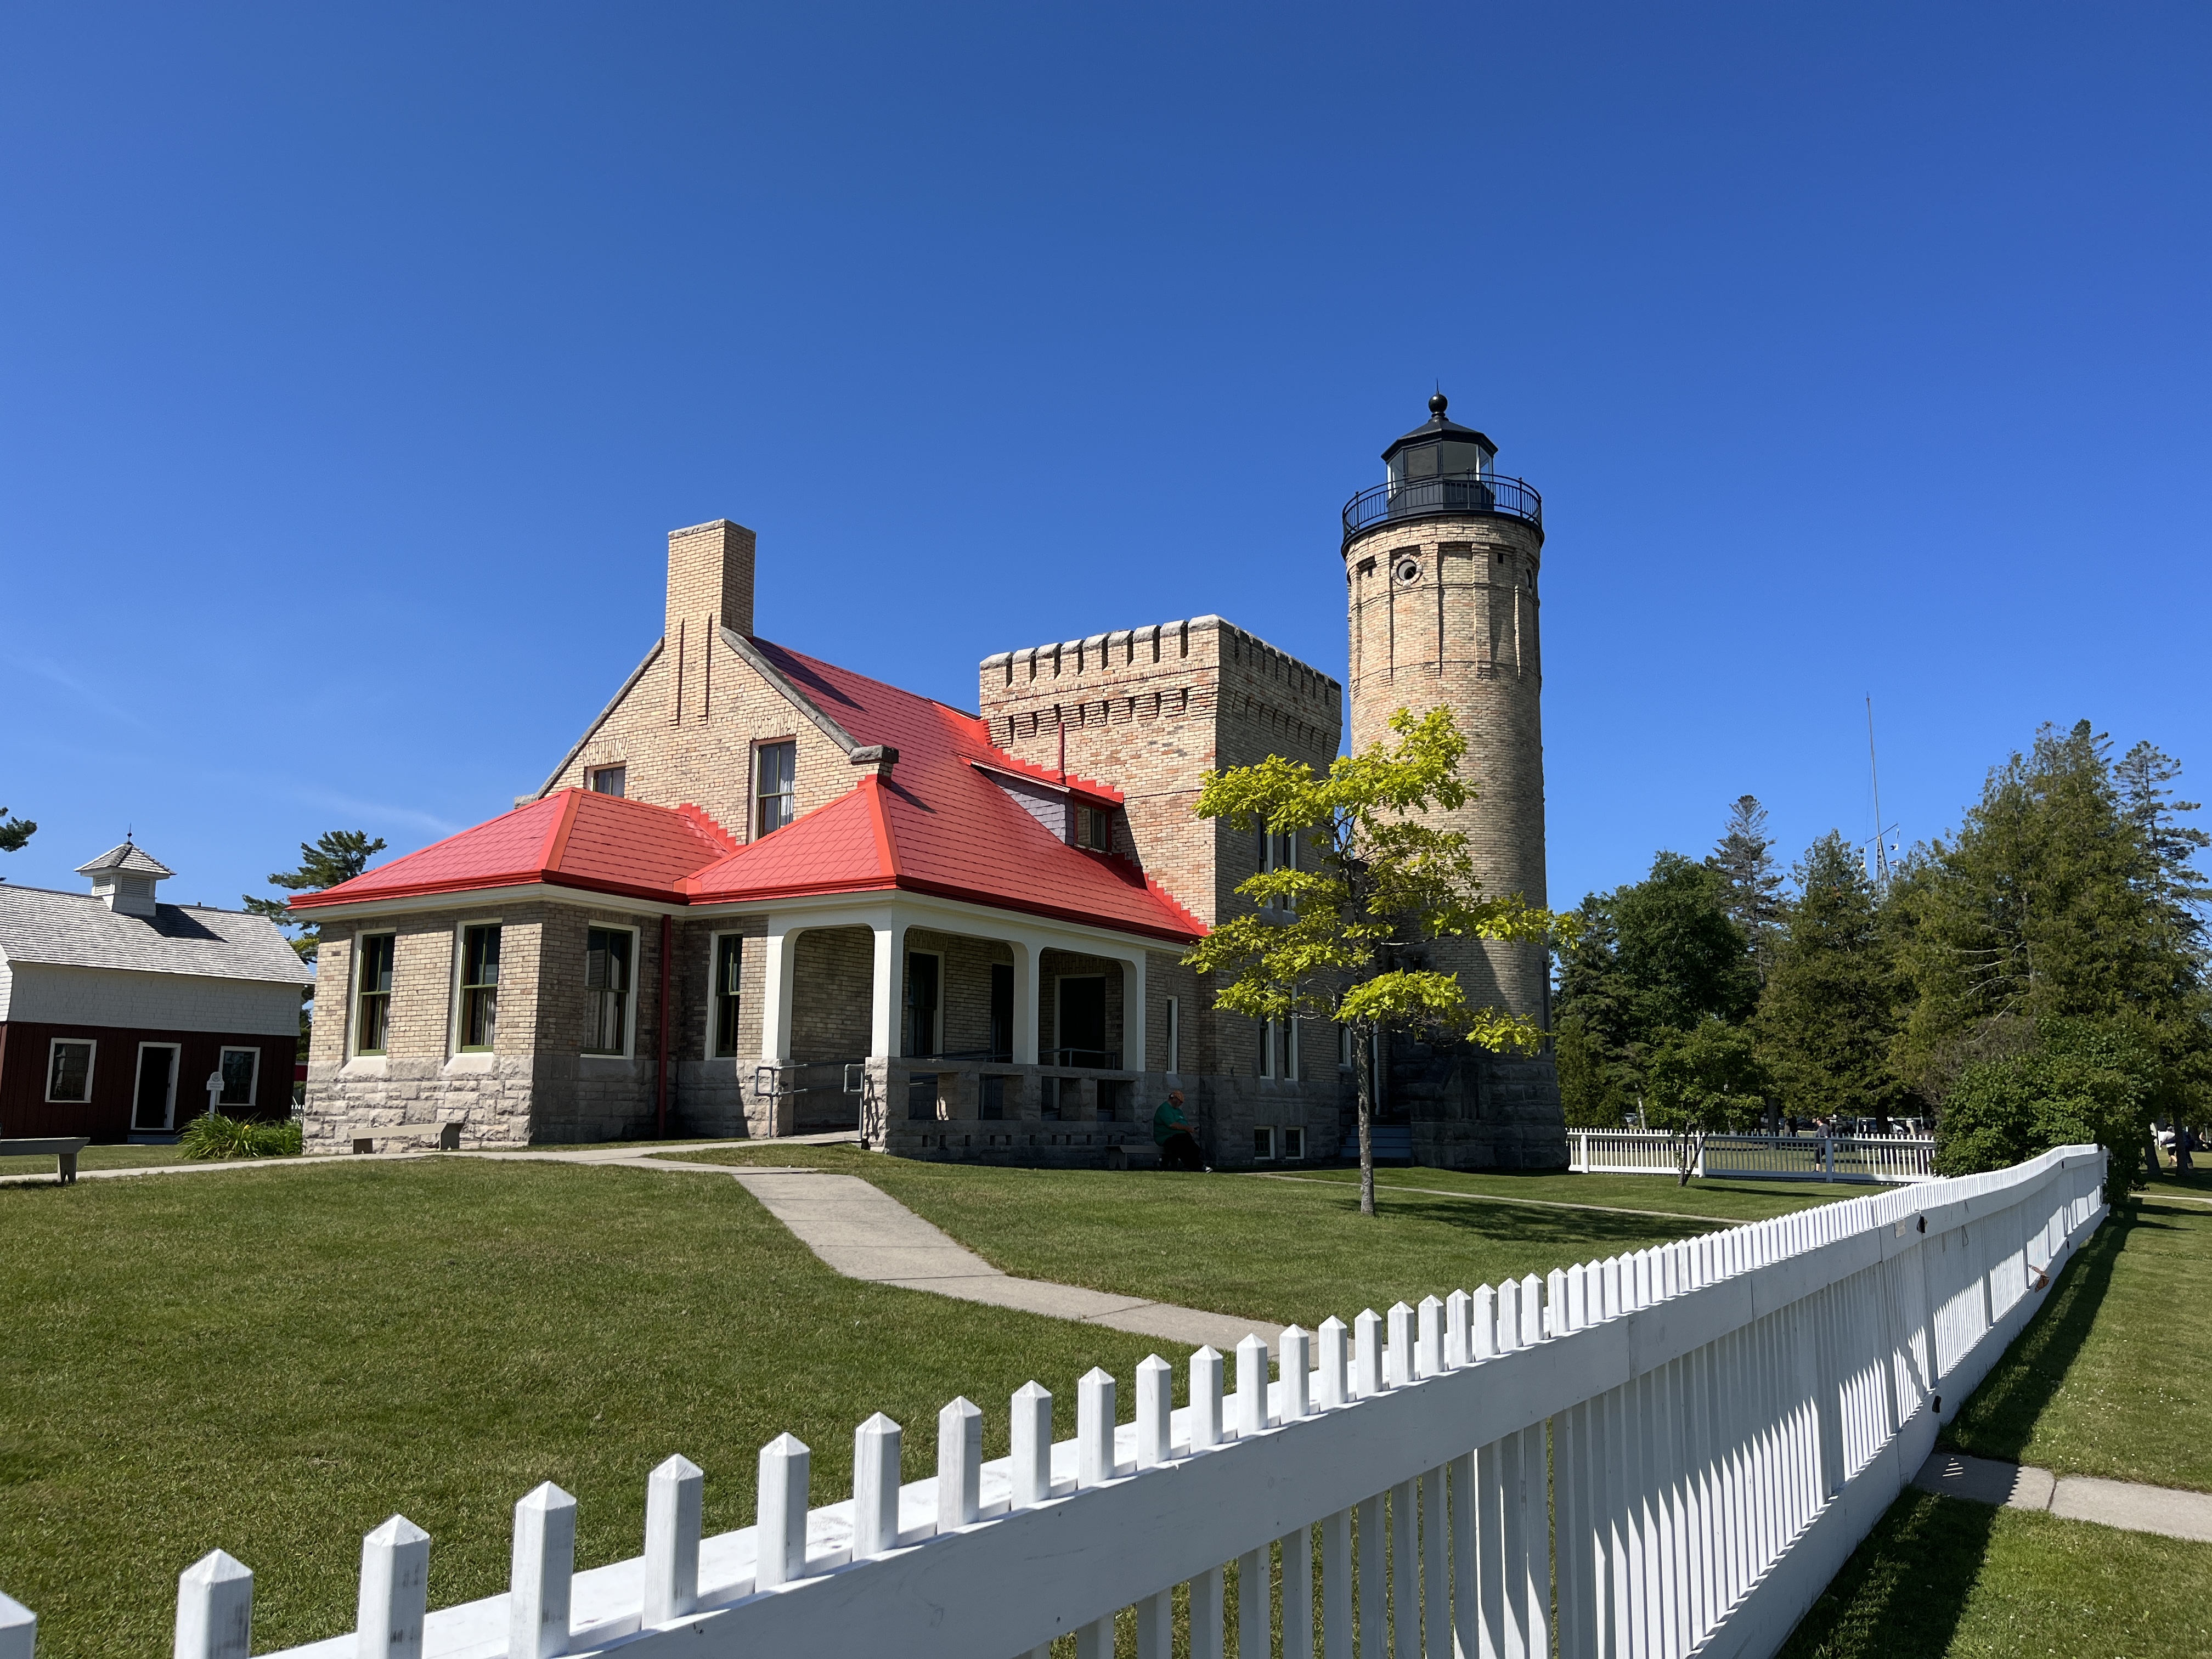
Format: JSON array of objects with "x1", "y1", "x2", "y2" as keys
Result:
[{"x1": 76, "y1": 840, "x2": 174, "y2": 918}]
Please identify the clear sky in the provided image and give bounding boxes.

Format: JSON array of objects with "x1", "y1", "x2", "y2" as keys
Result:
[{"x1": 2, "y1": 5, "x2": 2207, "y2": 917}]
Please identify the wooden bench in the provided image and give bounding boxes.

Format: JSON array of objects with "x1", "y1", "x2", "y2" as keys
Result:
[{"x1": 0, "y1": 1137, "x2": 92, "y2": 1183}]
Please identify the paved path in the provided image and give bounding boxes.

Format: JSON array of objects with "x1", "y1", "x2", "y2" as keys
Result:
[
  {"x1": 1911, "y1": 1449, "x2": 2212, "y2": 1543},
  {"x1": 725, "y1": 1166, "x2": 1281, "y2": 1353},
  {"x1": 4, "y1": 1136, "x2": 1280, "y2": 1353}
]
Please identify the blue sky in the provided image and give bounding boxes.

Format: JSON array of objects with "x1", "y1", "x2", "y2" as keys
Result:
[{"x1": 2, "y1": 5, "x2": 2207, "y2": 917}]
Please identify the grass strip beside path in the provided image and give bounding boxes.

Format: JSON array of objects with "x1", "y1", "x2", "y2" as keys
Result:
[
  {"x1": 0, "y1": 1160, "x2": 1183, "y2": 1659},
  {"x1": 661, "y1": 1147, "x2": 1826, "y2": 1333},
  {"x1": 0, "y1": 1143, "x2": 192, "y2": 1178}
]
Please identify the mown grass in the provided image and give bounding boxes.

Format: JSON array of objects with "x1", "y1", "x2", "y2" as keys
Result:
[
  {"x1": 1282, "y1": 1163, "x2": 1863, "y2": 1223},
  {"x1": 660, "y1": 1145, "x2": 1830, "y2": 1332},
  {"x1": 1943, "y1": 1178, "x2": 2212, "y2": 1492},
  {"x1": 1779, "y1": 1488, "x2": 2212, "y2": 1658},
  {"x1": 0, "y1": 1143, "x2": 190, "y2": 1178},
  {"x1": 0, "y1": 1160, "x2": 1189, "y2": 1658}
]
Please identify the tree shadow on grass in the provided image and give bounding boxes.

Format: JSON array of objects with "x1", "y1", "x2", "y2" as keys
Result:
[
  {"x1": 1778, "y1": 1489, "x2": 1997, "y2": 1658},
  {"x1": 1353, "y1": 1193, "x2": 1699, "y2": 1254},
  {"x1": 1941, "y1": 1206, "x2": 2155, "y2": 1463}
]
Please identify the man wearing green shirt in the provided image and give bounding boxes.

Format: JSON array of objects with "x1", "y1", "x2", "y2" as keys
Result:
[{"x1": 1153, "y1": 1089, "x2": 1207, "y2": 1171}]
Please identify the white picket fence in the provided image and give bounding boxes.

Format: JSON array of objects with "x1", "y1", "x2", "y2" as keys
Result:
[
  {"x1": 1571, "y1": 1130, "x2": 1939, "y2": 1184},
  {"x1": 0, "y1": 1146, "x2": 2104, "y2": 1659}
]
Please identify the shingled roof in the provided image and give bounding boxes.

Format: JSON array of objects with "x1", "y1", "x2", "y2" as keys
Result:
[
  {"x1": 0, "y1": 885, "x2": 312, "y2": 985},
  {"x1": 295, "y1": 636, "x2": 1204, "y2": 945}
]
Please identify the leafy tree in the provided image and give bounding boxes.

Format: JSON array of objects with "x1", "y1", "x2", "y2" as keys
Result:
[
  {"x1": 1755, "y1": 831, "x2": 1911, "y2": 1130},
  {"x1": 245, "y1": 830, "x2": 386, "y2": 1057},
  {"x1": 1554, "y1": 1012, "x2": 1630, "y2": 1127},
  {"x1": 1708, "y1": 794, "x2": 1785, "y2": 975},
  {"x1": 0, "y1": 805, "x2": 33, "y2": 858},
  {"x1": 1889, "y1": 721, "x2": 2208, "y2": 1122},
  {"x1": 1644, "y1": 1017, "x2": 1772, "y2": 1184},
  {"x1": 1554, "y1": 851, "x2": 1758, "y2": 1109},
  {"x1": 1934, "y1": 1018, "x2": 2155, "y2": 1205},
  {"x1": 1186, "y1": 707, "x2": 1567, "y2": 1215}
]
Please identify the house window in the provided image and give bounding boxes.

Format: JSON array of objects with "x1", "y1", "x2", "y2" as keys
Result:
[
  {"x1": 712, "y1": 935, "x2": 743, "y2": 1059},
  {"x1": 584, "y1": 927, "x2": 633, "y2": 1055},
  {"x1": 755, "y1": 741, "x2": 796, "y2": 837},
  {"x1": 1075, "y1": 804, "x2": 1111, "y2": 851},
  {"x1": 906, "y1": 951, "x2": 941, "y2": 1058},
  {"x1": 980, "y1": 1075, "x2": 1008, "y2": 1121},
  {"x1": 1254, "y1": 827, "x2": 1296, "y2": 911},
  {"x1": 46, "y1": 1039, "x2": 94, "y2": 1103},
  {"x1": 356, "y1": 933, "x2": 396, "y2": 1055},
  {"x1": 460, "y1": 925, "x2": 501, "y2": 1051},
  {"x1": 1165, "y1": 996, "x2": 1181, "y2": 1074},
  {"x1": 1283, "y1": 1126, "x2": 1305, "y2": 1161},
  {"x1": 1254, "y1": 1126, "x2": 1277, "y2": 1163},
  {"x1": 1339, "y1": 1023, "x2": 1353, "y2": 1068},
  {"x1": 1258, "y1": 1015, "x2": 1296, "y2": 1080},
  {"x1": 587, "y1": 765, "x2": 627, "y2": 797},
  {"x1": 217, "y1": 1047, "x2": 259, "y2": 1109}
]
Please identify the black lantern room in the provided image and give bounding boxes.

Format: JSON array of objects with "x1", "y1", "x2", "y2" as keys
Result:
[{"x1": 1383, "y1": 392, "x2": 1496, "y2": 487}]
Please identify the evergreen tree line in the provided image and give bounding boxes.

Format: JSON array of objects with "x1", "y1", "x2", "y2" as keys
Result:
[{"x1": 1551, "y1": 722, "x2": 2211, "y2": 1199}]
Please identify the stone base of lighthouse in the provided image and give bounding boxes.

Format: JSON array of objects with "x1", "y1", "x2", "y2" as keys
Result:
[{"x1": 1339, "y1": 1036, "x2": 1567, "y2": 1171}]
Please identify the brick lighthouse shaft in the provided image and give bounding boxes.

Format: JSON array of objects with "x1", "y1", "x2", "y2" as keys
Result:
[{"x1": 1339, "y1": 394, "x2": 1567, "y2": 1167}]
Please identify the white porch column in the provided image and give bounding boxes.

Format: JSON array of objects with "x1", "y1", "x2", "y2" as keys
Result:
[
  {"x1": 1118, "y1": 951, "x2": 1148, "y2": 1073},
  {"x1": 1006, "y1": 938, "x2": 1039, "y2": 1065},
  {"x1": 759, "y1": 922, "x2": 801, "y2": 1064},
  {"x1": 870, "y1": 910, "x2": 907, "y2": 1060}
]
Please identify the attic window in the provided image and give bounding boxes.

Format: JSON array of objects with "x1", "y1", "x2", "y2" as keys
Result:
[
  {"x1": 755, "y1": 741, "x2": 796, "y2": 837},
  {"x1": 1075, "y1": 804, "x2": 1111, "y2": 852},
  {"x1": 588, "y1": 766, "x2": 627, "y2": 798}
]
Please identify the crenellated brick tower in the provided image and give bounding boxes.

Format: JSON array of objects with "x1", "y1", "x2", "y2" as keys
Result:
[{"x1": 1340, "y1": 394, "x2": 1566, "y2": 1167}]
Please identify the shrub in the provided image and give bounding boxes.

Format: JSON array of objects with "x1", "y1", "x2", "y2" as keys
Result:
[
  {"x1": 179, "y1": 1113, "x2": 303, "y2": 1160},
  {"x1": 1934, "y1": 1019, "x2": 2152, "y2": 1204}
]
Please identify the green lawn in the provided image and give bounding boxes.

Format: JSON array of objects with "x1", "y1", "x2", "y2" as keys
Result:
[
  {"x1": 1944, "y1": 1179, "x2": 2211, "y2": 1492},
  {"x1": 0, "y1": 1160, "x2": 1183, "y2": 1659},
  {"x1": 0, "y1": 1143, "x2": 191, "y2": 1178},
  {"x1": 1782, "y1": 1175, "x2": 2212, "y2": 1658},
  {"x1": 1280, "y1": 1164, "x2": 1864, "y2": 1223},
  {"x1": 1779, "y1": 1489, "x2": 2212, "y2": 1658},
  {"x1": 660, "y1": 1146, "x2": 1831, "y2": 1333}
]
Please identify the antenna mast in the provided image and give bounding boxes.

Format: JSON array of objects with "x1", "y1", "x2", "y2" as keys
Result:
[{"x1": 1866, "y1": 696, "x2": 1891, "y2": 887}]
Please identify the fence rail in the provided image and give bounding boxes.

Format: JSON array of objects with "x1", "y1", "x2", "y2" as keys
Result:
[
  {"x1": 1572, "y1": 1129, "x2": 1939, "y2": 1184},
  {"x1": 0, "y1": 1147, "x2": 2104, "y2": 1659}
]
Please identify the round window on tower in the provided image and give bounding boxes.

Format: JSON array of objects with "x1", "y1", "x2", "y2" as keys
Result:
[{"x1": 1395, "y1": 557, "x2": 1422, "y2": 585}]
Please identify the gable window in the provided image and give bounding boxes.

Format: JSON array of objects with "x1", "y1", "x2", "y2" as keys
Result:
[
  {"x1": 584, "y1": 927, "x2": 633, "y2": 1055},
  {"x1": 46, "y1": 1039, "x2": 94, "y2": 1103},
  {"x1": 217, "y1": 1047, "x2": 259, "y2": 1109},
  {"x1": 587, "y1": 765, "x2": 627, "y2": 797},
  {"x1": 712, "y1": 934, "x2": 743, "y2": 1059},
  {"x1": 1075, "y1": 804, "x2": 1111, "y2": 851},
  {"x1": 460, "y1": 925, "x2": 501, "y2": 1052},
  {"x1": 755, "y1": 741, "x2": 796, "y2": 837},
  {"x1": 356, "y1": 933, "x2": 396, "y2": 1055}
]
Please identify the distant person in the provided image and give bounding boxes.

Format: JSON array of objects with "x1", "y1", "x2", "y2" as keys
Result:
[
  {"x1": 1153, "y1": 1089, "x2": 1207, "y2": 1171},
  {"x1": 2178, "y1": 1125, "x2": 2197, "y2": 1175}
]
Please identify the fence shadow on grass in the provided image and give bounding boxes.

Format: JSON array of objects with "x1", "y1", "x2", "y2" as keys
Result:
[
  {"x1": 1777, "y1": 1488, "x2": 1999, "y2": 1659},
  {"x1": 1352, "y1": 1192, "x2": 1708, "y2": 1254},
  {"x1": 1941, "y1": 1205, "x2": 2145, "y2": 1464}
]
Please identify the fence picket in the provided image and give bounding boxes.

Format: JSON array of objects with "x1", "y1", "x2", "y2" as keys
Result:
[
  {"x1": 1012, "y1": 1382, "x2": 1052, "y2": 1506},
  {"x1": 1444, "y1": 1291, "x2": 1471, "y2": 1369},
  {"x1": 1078, "y1": 1369, "x2": 1115, "y2": 1487},
  {"x1": 358, "y1": 1515, "x2": 431, "y2": 1659},
  {"x1": 1419, "y1": 1466, "x2": 1447, "y2": 1659},
  {"x1": 1191, "y1": 1564, "x2": 1227, "y2": 1659},
  {"x1": 1319, "y1": 1317, "x2": 1350, "y2": 1408},
  {"x1": 1282, "y1": 1325, "x2": 1313, "y2": 1421},
  {"x1": 1192, "y1": 1347, "x2": 1225, "y2": 1449},
  {"x1": 1238, "y1": 1545, "x2": 1271, "y2": 1659},
  {"x1": 851, "y1": 1420, "x2": 900, "y2": 1561},
  {"x1": 0, "y1": 1592, "x2": 30, "y2": 1659},
  {"x1": 1322, "y1": 1508, "x2": 1353, "y2": 1659},
  {"x1": 1238, "y1": 1335, "x2": 1272, "y2": 1437},
  {"x1": 507, "y1": 1484, "x2": 575, "y2": 1659},
  {"x1": 1386, "y1": 1303, "x2": 1414, "y2": 1389},
  {"x1": 1353, "y1": 1310, "x2": 1384, "y2": 1398},
  {"x1": 938, "y1": 1397, "x2": 982, "y2": 1531},
  {"x1": 1355, "y1": 1492, "x2": 1385, "y2": 1659},
  {"x1": 1135, "y1": 1590, "x2": 1172, "y2": 1659},
  {"x1": 1137, "y1": 1355, "x2": 1173, "y2": 1468},
  {"x1": 174, "y1": 1550, "x2": 252, "y2": 1659},
  {"x1": 1283, "y1": 1522, "x2": 1316, "y2": 1658},
  {"x1": 642, "y1": 1455, "x2": 702, "y2": 1623},
  {"x1": 754, "y1": 1438, "x2": 806, "y2": 1590}
]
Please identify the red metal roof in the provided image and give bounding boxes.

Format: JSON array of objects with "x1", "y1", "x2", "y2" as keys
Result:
[
  {"x1": 293, "y1": 637, "x2": 1203, "y2": 944},
  {"x1": 290, "y1": 790, "x2": 736, "y2": 909}
]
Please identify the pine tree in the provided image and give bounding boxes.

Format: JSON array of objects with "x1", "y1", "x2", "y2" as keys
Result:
[
  {"x1": 1707, "y1": 795, "x2": 1785, "y2": 975},
  {"x1": 1756, "y1": 831, "x2": 1910, "y2": 1128},
  {"x1": 245, "y1": 830, "x2": 387, "y2": 1059},
  {"x1": 2116, "y1": 741, "x2": 2211, "y2": 970},
  {"x1": 0, "y1": 806, "x2": 33, "y2": 858}
]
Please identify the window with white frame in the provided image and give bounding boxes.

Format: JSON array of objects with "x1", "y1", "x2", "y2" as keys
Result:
[
  {"x1": 755, "y1": 741, "x2": 796, "y2": 837},
  {"x1": 1254, "y1": 825, "x2": 1297, "y2": 911},
  {"x1": 46, "y1": 1039, "x2": 94, "y2": 1103},
  {"x1": 1254, "y1": 1125, "x2": 1277, "y2": 1163},
  {"x1": 1283, "y1": 1126, "x2": 1305, "y2": 1161},
  {"x1": 1257, "y1": 1013, "x2": 1295, "y2": 1079},
  {"x1": 584, "y1": 927, "x2": 634, "y2": 1055},
  {"x1": 712, "y1": 934, "x2": 743, "y2": 1059},
  {"x1": 586, "y1": 765, "x2": 627, "y2": 797},
  {"x1": 1165, "y1": 996, "x2": 1181, "y2": 1074},
  {"x1": 217, "y1": 1047, "x2": 259, "y2": 1109},
  {"x1": 459, "y1": 925, "x2": 501, "y2": 1052}
]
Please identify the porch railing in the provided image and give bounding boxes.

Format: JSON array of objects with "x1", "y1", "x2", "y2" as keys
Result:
[{"x1": 20, "y1": 1146, "x2": 2107, "y2": 1659}]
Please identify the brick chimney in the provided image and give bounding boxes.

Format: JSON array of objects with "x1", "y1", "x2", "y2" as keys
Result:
[{"x1": 666, "y1": 518, "x2": 755, "y2": 644}]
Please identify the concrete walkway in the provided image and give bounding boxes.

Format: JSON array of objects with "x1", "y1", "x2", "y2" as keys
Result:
[
  {"x1": 1911, "y1": 1449, "x2": 2212, "y2": 1543},
  {"x1": 726, "y1": 1166, "x2": 1281, "y2": 1353}
]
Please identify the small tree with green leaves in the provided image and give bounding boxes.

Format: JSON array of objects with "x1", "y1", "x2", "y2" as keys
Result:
[
  {"x1": 245, "y1": 830, "x2": 387, "y2": 1057},
  {"x1": 1185, "y1": 707, "x2": 1569, "y2": 1215},
  {"x1": 1644, "y1": 1015, "x2": 1772, "y2": 1184}
]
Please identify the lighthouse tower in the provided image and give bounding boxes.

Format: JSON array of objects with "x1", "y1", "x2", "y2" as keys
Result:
[{"x1": 1340, "y1": 394, "x2": 1566, "y2": 1168}]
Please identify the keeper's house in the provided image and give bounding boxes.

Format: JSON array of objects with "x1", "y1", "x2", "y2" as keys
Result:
[
  {"x1": 292, "y1": 519, "x2": 1345, "y2": 1166},
  {"x1": 0, "y1": 843, "x2": 312, "y2": 1140}
]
